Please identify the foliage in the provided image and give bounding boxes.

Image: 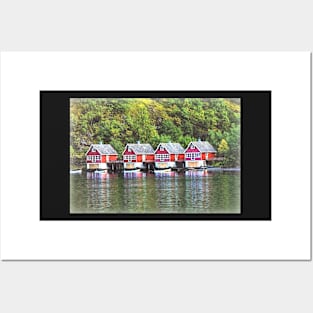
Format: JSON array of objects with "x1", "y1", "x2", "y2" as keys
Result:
[
  {"x1": 70, "y1": 98, "x2": 241, "y2": 167},
  {"x1": 218, "y1": 139, "x2": 229, "y2": 155}
]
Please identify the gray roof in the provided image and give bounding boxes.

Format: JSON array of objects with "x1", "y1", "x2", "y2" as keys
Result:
[
  {"x1": 157, "y1": 143, "x2": 184, "y2": 154},
  {"x1": 186, "y1": 141, "x2": 217, "y2": 153},
  {"x1": 126, "y1": 143, "x2": 154, "y2": 154},
  {"x1": 90, "y1": 144, "x2": 118, "y2": 155}
]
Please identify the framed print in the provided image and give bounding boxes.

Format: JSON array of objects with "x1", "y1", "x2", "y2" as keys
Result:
[
  {"x1": 0, "y1": 52, "x2": 310, "y2": 260},
  {"x1": 40, "y1": 90, "x2": 270, "y2": 220}
]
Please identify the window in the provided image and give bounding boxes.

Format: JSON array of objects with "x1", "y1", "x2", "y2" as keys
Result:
[
  {"x1": 186, "y1": 152, "x2": 200, "y2": 160},
  {"x1": 88, "y1": 155, "x2": 101, "y2": 162},
  {"x1": 124, "y1": 155, "x2": 136, "y2": 162},
  {"x1": 156, "y1": 154, "x2": 169, "y2": 162}
]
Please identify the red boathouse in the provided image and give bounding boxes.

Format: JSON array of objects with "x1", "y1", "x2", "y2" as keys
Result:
[
  {"x1": 123, "y1": 142, "x2": 155, "y2": 170},
  {"x1": 184, "y1": 140, "x2": 216, "y2": 168},
  {"x1": 85, "y1": 143, "x2": 118, "y2": 170},
  {"x1": 154, "y1": 142, "x2": 185, "y2": 169}
]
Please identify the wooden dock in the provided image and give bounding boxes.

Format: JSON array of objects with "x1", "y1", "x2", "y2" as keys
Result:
[{"x1": 85, "y1": 157, "x2": 224, "y2": 173}]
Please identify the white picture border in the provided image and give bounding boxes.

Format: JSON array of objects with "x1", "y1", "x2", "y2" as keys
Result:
[{"x1": 0, "y1": 52, "x2": 311, "y2": 260}]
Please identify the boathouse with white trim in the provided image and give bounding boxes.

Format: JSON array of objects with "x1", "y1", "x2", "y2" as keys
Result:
[
  {"x1": 85, "y1": 144, "x2": 118, "y2": 170},
  {"x1": 154, "y1": 142, "x2": 185, "y2": 169},
  {"x1": 184, "y1": 140, "x2": 217, "y2": 168},
  {"x1": 122, "y1": 142, "x2": 155, "y2": 170}
]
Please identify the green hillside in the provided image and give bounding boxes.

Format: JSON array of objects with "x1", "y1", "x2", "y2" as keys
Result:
[{"x1": 70, "y1": 98, "x2": 240, "y2": 167}]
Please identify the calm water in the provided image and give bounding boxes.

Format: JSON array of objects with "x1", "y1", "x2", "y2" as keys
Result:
[{"x1": 70, "y1": 170, "x2": 240, "y2": 214}]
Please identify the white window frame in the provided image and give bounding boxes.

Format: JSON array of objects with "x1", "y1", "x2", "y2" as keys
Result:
[
  {"x1": 186, "y1": 152, "x2": 200, "y2": 160},
  {"x1": 88, "y1": 155, "x2": 101, "y2": 163},
  {"x1": 124, "y1": 155, "x2": 136, "y2": 162},
  {"x1": 156, "y1": 153, "x2": 169, "y2": 162}
]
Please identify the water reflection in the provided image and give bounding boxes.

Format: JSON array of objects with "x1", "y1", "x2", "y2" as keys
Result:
[
  {"x1": 70, "y1": 171, "x2": 240, "y2": 214},
  {"x1": 185, "y1": 170, "x2": 211, "y2": 177},
  {"x1": 123, "y1": 171, "x2": 145, "y2": 179}
]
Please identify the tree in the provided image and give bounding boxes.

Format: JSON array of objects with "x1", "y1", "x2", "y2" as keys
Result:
[
  {"x1": 218, "y1": 139, "x2": 229, "y2": 156},
  {"x1": 127, "y1": 101, "x2": 158, "y2": 143}
]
